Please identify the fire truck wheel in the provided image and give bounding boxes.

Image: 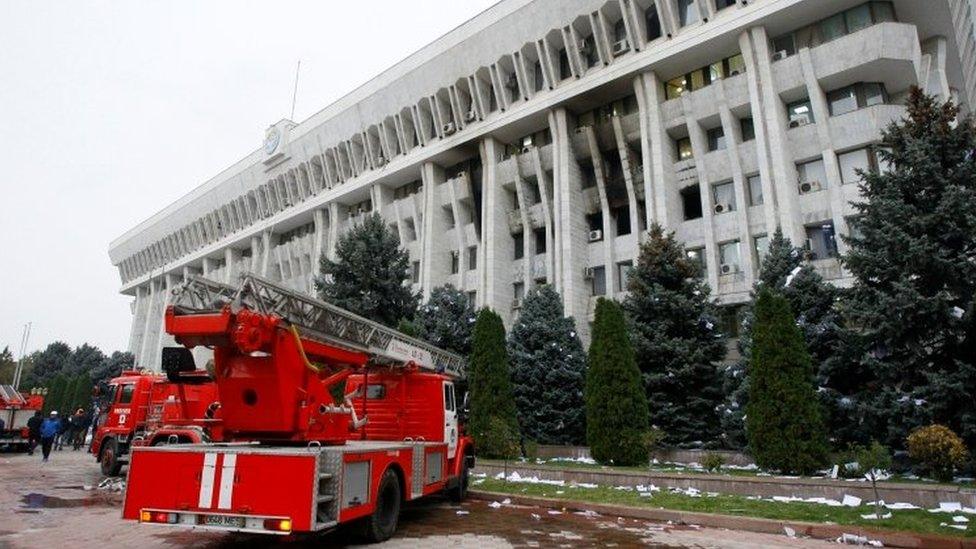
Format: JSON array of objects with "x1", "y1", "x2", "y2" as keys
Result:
[
  {"x1": 449, "y1": 461, "x2": 469, "y2": 503},
  {"x1": 100, "y1": 438, "x2": 123, "y2": 476},
  {"x1": 361, "y1": 469, "x2": 401, "y2": 543}
]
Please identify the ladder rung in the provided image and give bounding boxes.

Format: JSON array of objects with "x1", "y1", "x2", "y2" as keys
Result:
[
  {"x1": 317, "y1": 494, "x2": 335, "y2": 503},
  {"x1": 319, "y1": 472, "x2": 333, "y2": 480}
]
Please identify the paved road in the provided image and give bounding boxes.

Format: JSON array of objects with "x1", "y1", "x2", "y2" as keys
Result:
[{"x1": 0, "y1": 449, "x2": 836, "y2": 548}]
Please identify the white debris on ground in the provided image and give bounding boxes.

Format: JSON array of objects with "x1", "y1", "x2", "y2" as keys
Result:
[
  {"x1": 860, "y1": 512, "x2": 892, "y2": 520},
  {"x1": 94, "y1": 477, "x2": 125, "y2": 492},
  {"x1": 929, "y1": 502, "x2": 976, "y2": 514},
  {"x1": 545, "y1": 456, "x2": 597, "y2": 465},
  {"x1": 783, "y1": 526, "x2": 796, "y2": 538},
  {"x1": 953, "y1": 515, "x2": 969, "y2": 523},
  {"x1": 455, "y1": 510, "x2": 469, "y2": 515},
  {"x1": 940, "y1": 522, "x2": 968, "y2": 531},
  {"x1": 841, "y1": 495, "x2": 862, "y2": 507},
  {"x1": 574, "y1": 509, "x2": 600, "y2": 518},
  {"x1": 494, "y1": 471, "x2": 565, "y2": 486},
  {"x1": 837, "y1": 533, "x2": 884, "y2": 546}
]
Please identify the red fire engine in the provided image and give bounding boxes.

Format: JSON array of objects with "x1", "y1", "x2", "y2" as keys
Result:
[
  {"x1": 122, "y1": 274, "x2": 474, "y2": 542},
  {"x1": 0, "y1": 385, "x2": 44, "y2": 449},
  {"x1": 91, "y1": 369, "x2": 220, "y2": 475}
]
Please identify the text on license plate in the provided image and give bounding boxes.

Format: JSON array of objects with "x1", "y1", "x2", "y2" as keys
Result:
[{"x1": 204, "y1": 515, "x2": 245, "y2": 528}]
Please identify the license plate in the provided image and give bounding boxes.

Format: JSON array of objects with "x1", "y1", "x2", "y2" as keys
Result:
[{"x1": 204, "y1": 515, "x2": 245, "y2": 528}]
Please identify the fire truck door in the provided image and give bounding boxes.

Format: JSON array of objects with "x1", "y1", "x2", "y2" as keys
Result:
[{"x1": 443, "y1": 381, "x2": 457, "y2": 460}]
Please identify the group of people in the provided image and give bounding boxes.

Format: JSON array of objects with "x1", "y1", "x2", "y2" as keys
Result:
[{"x1": 26, "y1": 408, "x2": 93, "y2": 461}]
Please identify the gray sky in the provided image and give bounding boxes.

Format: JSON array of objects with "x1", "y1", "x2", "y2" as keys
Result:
[{"x1": 0, "y1": 0, "x2": 498, "y2": 357}]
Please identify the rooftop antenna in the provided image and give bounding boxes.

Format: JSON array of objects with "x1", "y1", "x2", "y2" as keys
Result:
[
  {"x1": 290, "y1": 59, "x2": 301, "y2": 120},
  {"x1": 13, "y1": 321, "x2": 31, "y2": 390}
]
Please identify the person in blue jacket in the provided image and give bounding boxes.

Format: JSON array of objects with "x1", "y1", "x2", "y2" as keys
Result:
[{"x1": 39, "y1": 411, "x2": 61, "y2": 462}]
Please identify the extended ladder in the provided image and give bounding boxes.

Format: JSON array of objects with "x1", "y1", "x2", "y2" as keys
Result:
[{"x1": 170, "y1": 273, "x2": 465, "y2": 379}]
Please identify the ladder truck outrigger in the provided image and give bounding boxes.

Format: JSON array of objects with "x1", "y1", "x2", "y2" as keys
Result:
[{"x1": 122, "y1": 274, "x2": 474, "y2": 542}]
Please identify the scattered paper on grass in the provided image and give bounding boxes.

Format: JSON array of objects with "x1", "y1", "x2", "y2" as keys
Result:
[
  {"x1": 884, "y1": 502, "x2": 919, "y2": 510},
  {"x1": 940, "y1": 522, "x2": 968, "y2": 531},
  {"x1": 456, "y1": 510, "x2": 469, "y2": 515},
  {"x1": 842, "y1": 495, "x2": 862, "y2": 507},
  {"x1": 939, "y1": 502, "x2": 962, "y2": 512},
  {"x1": 488, "y1": 501, "x2": 502, "y2": 509},
  {"x1": 860, "y1": 513, "x2": 892, "y2": 520},
  {"x1": 953, "y1": 515, "x2": 969, "y2": 523},
  {"x1": 547, "y1": 510, "x2": 562, "y2": 515}
]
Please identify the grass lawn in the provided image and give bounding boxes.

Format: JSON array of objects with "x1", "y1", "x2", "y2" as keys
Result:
[{"x1": 474, "y1": 477, "x2": 974, "y2": 539}]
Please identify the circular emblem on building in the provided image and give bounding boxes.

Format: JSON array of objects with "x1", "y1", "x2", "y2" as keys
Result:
[{"x1": 264, "y1": 128, "x2": 281, "y2": 155}]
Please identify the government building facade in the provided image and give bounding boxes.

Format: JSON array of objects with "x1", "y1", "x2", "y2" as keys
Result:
[{"x1": 110, "y1": 0, "x2": 976, "y2": 369}]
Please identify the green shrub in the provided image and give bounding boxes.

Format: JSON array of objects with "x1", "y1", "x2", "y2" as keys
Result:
[
  {"x1": 906, "y1": 424, "x2": 969, "y2": 482},
  {"x1": 643, "y1": 428, "x2": 666, "y2": 456},
  {"x1": 522, "y1": 439, "x2": 539, "y2": 461},
  {"x1": 479, "y1": 416, "x2": 521, "y2": 460},
  {"x1": 701, "y1": 452, "x2": 725, "y2": 473}
]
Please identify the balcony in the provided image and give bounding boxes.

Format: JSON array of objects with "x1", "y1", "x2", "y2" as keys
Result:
[{"x1": 674, "y1": 158, "x2": 698, "y2": 186}]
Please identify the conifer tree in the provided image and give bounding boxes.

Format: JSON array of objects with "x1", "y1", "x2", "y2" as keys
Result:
[
  {"x1": 746, "y1": 289, "x2": 829, "y2": 474},
  {"x1": 585, "y1": 298, "x2": 649, "y2": 466},
  {"x1": 508, "y1": 286, "x2": 586, "y2": 445},
  {"x1": 414, "y1": 285, "x2": 477, "y2": 355},
  {"x1": 44, "y1": 374, "x2": 68, "y2": 414},
  {"x1": 70, "y1": 373, "x2": 93, "y2": 413},
  {"x1": 842, "y1": 88, "x2": 976, "y2": 449},
  {"x1": 314, "y1": 213, "x2": 418, "y2": 328},
  {"x1": 467, "y1": 309, "x2": 520, "y2": 458},
  {"x1": 624, "y1": 223, "x2": 725, "y2": 446}
]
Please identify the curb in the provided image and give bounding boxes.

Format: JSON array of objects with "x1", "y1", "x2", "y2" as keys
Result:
[{"x1": 469, "y1": 490, "x2": 976, "y2": 549}]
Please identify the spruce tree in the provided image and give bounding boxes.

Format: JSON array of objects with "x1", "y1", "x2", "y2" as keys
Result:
[
  {"x1": 585, "y1": 298, "x2": 649, "y2": 466},
  {"x1": 414, "y1": 285, "x2": 477, "y2": 355},
  {"x1": 467, "y1": 308, "x2": 520, "y2": 458},
  {"x1": 44, "y1": 374, "x2": 68, "y2": 414},
  {"x1": 843, "y1": 88, "x2": 976, "y2": 449},
  {"x1": 624, "y1": 223, "x2": 725, "y2": 446},
  {"x1": 314, "y1": 213, "x2": 418, "y2": 328},
  {"x1": 746, "y1": 289, "x2": 829, "y2": 474},
  {"x1": 508, "y1": 286, "x2": 586, "y2": 445},
  {"x1": 70, "y1": 373, "x2": 93, "y2": 413}
]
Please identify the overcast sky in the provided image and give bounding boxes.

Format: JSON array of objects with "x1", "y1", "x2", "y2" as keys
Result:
[{"x1": 0, "y1": 0, "x2": 498, "y2": 358}]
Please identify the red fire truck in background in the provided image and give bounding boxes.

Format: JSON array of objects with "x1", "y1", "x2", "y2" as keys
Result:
[
  {"x1": 122, "y1": 274, "x2": 474, "y2": 542},
  {"x1": 0, "y1": 385, "x2": 44, "y2": 450},
  {"x1": 91, "y1": 368, "x2": 221, "y2": 475}
]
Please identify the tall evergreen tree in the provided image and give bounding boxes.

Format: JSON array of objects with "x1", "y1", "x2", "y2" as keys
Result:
[
  {"x1": 68, "y1": 373, "x2": 93, "y2": 413},
  {"x1": 91, "y1": 351, "x2": 135, "y2": 387},
  {"x1": 44, "y1": 374, "x2": 68, "y2": 414},
  {"x1": 746, "y1": 289, "x2": 829, "y2": 474},
  {"x1": 624, "y1": 223, "x2": 725, "y2": 446},
  {"x1": 508, "y1": 286, "x2": 586, "y2": 445},
  {"x1": 842, "y1": 88, "x2": 976, "y2": 449},
  {"x1": 24, "y1": 341, "x2": 72, "y2": 387},
  {"x1": 0, "y1": 346, "x2": 16, "y2": 385},
  {"x1": 585, "y1": 298, "x2": 649, "y2": 466},
  {"x1": 66, "y1": 344, "x2": 106, "y2": 377},
  {"x1": 414, "y1": 285, "x2": 477, "y2": 355},
  {"x1": 467, "y1": 309, "x2": 520, "y2": 457},
  {"x1": 314, "y1": 213, "x2": 418, "y2": 327}
]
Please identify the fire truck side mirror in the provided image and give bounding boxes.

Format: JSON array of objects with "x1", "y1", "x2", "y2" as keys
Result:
[
  {"x1": 459, "y1": 391, "x2": 470, "y2": 421},
  {"x1": 161, "y1": 347, "x2": 197, "y2": 383}
]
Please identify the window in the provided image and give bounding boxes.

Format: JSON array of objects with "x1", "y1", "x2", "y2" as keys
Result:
[
  {"x1": 614, "y1": 19, "x2": 627, "y2": 42},
  {"x1": 119, "y1": 384, "x2": 135, "y2": 404},
  {"x1": 712, "y1": 181, "x2": 736, "y2": 213},
  {"x1": 586, "y1": 212, "x2": 603, "y2": 233},
  {"x1": 715, "y1": 0, "x2": 736, "y2": 10},
  {"x1": 828, "y1": 82, "x2": 887, "y2": 116},
  {"x1": 707, "y1": 127, "x2": 726, "y2": 152},
  {"x1": 747, "y1": 174, "x2": 764, "y2": 205},
  {"x1": 533, "y1": 61, "x2": 544, "y2": 92},
  {"x1": 444, "y1": 384, "x2": 455, "y2": 411},
  {"x1": 591, "y1": 265, "x2": 607, "y2": 296},
  {"x1": 411, "y1": 261, "x2": 420, "y2": 283},
  {"x1": 720, "y1": 305, "x2": 744, "y2": 337},
  {"x1": 719, "y1": 241, "x2": 741, "y2": 272},
  {"x1": 754, "y1": 234, "x2": 770, "y2": 265},
  {"x1": 778, "y1": 2, "x2": 897, "y2": 53},
  {"x1": 740, "y1": 117, "x2": 755, "y2": 141},
  {"x1": 513, "y1": 234, "x2": 524, "y2": 259},
  {"x1": 863, "y1": 82, "x2": 885, "y2": 106},
  {"x1": 513, "y1": 282, "x2": 525, "y2": 300},
  {"x1": 686, "y1": 247, "x2": 706, "y2": 275},
  {"x1": 787, "y1": 98, "x2": 814, "y2": 126},
  {"x1": 618, "y1": 261, "x2": 634, "y2": 291},
  {"x1": 559, "y1": 48, "x2": 571, "y2": 80},
  {"x1": 820, "y1": 13, "x2": 846, "y2": 42},
  {"x1": 676, "y1": 137, "x2": 693, "y2": 160},
  {"x1": 534, "y1": 227, "x2": 546, "y2": 254},
  {"x1": 845, "y1": 3, "x2": 873, "y2": 33},
  {"x1": 771, "y1": 34, "x2": 797, "y2": 57},
  {"x1": 467, "y1": 246, "x2": 477, "y2": 270},
  {"x1": 827, "y1": 86, "x2": 858, "y2": 116},
  {"x1": 581, "y1": 35, "x2": 599, "y2": 68},
  {"x1": 838, "y1": 148, "x2": 872, "y2": 184},
  {"x1": 677, "y1": 0, "x2": 699, "y2": 27},
  {"x1": 450, "y1": 252, "x2": 459, "y2": 274},
  {"x1": 681, "y1": 186, "x2": 703, "y2": 220},
  {"x1": 614, "y1": 206, "x2": 631, "y2": 236},
  {"x1": 646, "y1": 5, "x2": 662, "y2": 41},
  {"x1": 805, "y1": 222, "x2": 838, "y2": 259},
  {"x1": 666, "y1": 76, "x2": 686, "y2": 100},
  {"x1": 797, "y1": 158, "x2": 827, "y2": 190},
  {"x1": 726, "y1": 54, "x2": 745, "y2": 75},
  {"x1": 665, "y1": 53, "x2": 745, "y2": 99},
  {"x1": 467, "y1": 291, "x2": 477, "y2": 308},
  {"x1": 366, "y1": 384, "x2": 387, "y2": 399}
]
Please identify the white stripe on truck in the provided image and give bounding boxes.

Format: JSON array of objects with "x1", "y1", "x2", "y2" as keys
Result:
[
  {"x1": 217, "y1": 453, "x2": 236, "y2": 509},
  {"x1": 198, "y1": 453, "x2": 217, "y2": 508}
]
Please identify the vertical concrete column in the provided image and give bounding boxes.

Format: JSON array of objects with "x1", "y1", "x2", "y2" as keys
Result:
[
  {"x1": 611, "y1": 115, "x2": 643, "y2": 245},
  {"x1": 530, "y1": 148, "x2": 557, "y2": 287},
  {"x1": 683, "y1": 109, "x2": 720, "y2": 292},
  {"x1": 512, "y1": 155, "x2": 535, "y2": 290},
  {"x1": 420, "y1": 162, "x2": 448, "y2": 298},
  {"x1": 716, "y1": 84, "x2": 757, "y2": 285},
  {"x1": 127, "y1": 286, "x2": 148, "y2": 357},
  {"x1": 584, "y1": 126, "x2": 617, "y2": 295},
  {"x1": 740, "y1": 27, "x2": 802, "y2": 242},
  {"x1": 921, "y1": 37, "x2": 951, "y2": 100},
  {"x1": 550, "y1": 107, "x2": 590, "y2": 342},
  {"x1": 447, "y1": 175, "x2": 468, "y2": 291},
  {"x1": 202, "y1": 257, "x2": 216, "y2": 279},
  {"x1": 248, "y1": 236, "x2": 261, "y2": 273},
  {"x1": 327, "y1": 203, "x2": 347, "y2": 262},
  {"x1": 635, "y1": 71, "x2": 678, "y2": 228},
  {"x1": 260, "y1": 231, "x2": 276, "y2": 277},
  {"x1": 312, "y1": 209, "x2": 327, "y2": 282},
  {"x1": 224, "y1": 248, "x2": 241, "y2": 284},
  {"x1": 479, "y1": 137, "x2": 513, "y2": 321},
  {"x1": 137, "y1": 280, "x2": 158, "y2": 369},
  {"x1": 151, "y1": 273, "x2": 180, "y2": 371}
]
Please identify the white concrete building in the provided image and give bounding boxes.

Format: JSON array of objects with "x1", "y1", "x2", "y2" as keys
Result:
[{"x1": 110, "y1": 0, "x2": 976, "y2": 370}]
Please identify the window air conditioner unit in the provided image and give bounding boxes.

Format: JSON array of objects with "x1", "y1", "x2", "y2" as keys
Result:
[
  {"x1": 588, "y1": 229, "x2": 603, "y2": 242},
  {"x1": 519, "y1": 146, "x2": 533, "y2": 154},
  {"x1": 720, "y1": 263, "x2": 739, "y2": 274},
  {"x1": 465, "y1": 109, "x2": 477, "y2": 122},
  {"x1": 506, "y1": 75, "x2": 519, "y2": 93},
  {"x1": 583, "y1": 267, "x2": 595, "y2": 279},
  {"x1": 442, "y1": 121, "x2": 456, "y2": 135},
  {"x1": 575, "y1": 125, "x2": 589, "y2": 134},
  {"x1": 798, "y1": 180, "x2": 822, "y2": 194},
  {"x1": 772, "y1": 50, "x2": 789, "y2": 61},
  {"x1": 788, "y1": 113, "x2": 811, "y2": 128},
  {"x1": 728, "y1": 68, "x2": 743, "y2": 76},
  {"x1": 713, "y1": 203, "x2": 732, "y2": 214},
  {"x1": 612, "y1": 38, "x2": 630, "y2": 56},
  {"x1": 512, "y1": 298, "x2": 523, "y2": 309}
]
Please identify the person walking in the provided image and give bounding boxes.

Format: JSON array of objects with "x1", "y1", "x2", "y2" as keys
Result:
[
  {"x1": 71, "y1": 409, "x2": 89, "y2": 450},
  {"x1": 39, "y1": 411, "x2": 60, "y2": 462},
  {"x1": 26, "y1": 410, "x2": 42, "y2": 455}
]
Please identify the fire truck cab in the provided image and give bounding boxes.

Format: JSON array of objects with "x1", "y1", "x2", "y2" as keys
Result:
[
  {"x1": 91, "y1": 370, "x2": 220, "y2": 475},
  {"x1": 121, "y1": 274, "x2": 474, "y2": 542}
]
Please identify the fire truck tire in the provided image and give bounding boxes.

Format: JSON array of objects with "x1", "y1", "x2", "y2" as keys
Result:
[
  {"x1": 99, "y1": 438, "x2": 123, "y2": 477},
  {"x1": 361, "y1": 469, "x2": 401, "y2": 543},
  {"x1": 449, "y1": 461, "x2": 469, "y2": 503}
]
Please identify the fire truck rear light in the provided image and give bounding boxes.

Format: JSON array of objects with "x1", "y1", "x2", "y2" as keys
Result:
[
  {"x1": 141, "y1": 510, "x2": 176, "y2": 524},
  {"x1": 263, "y1": 518, "x2": 292, "y2": 532}
]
